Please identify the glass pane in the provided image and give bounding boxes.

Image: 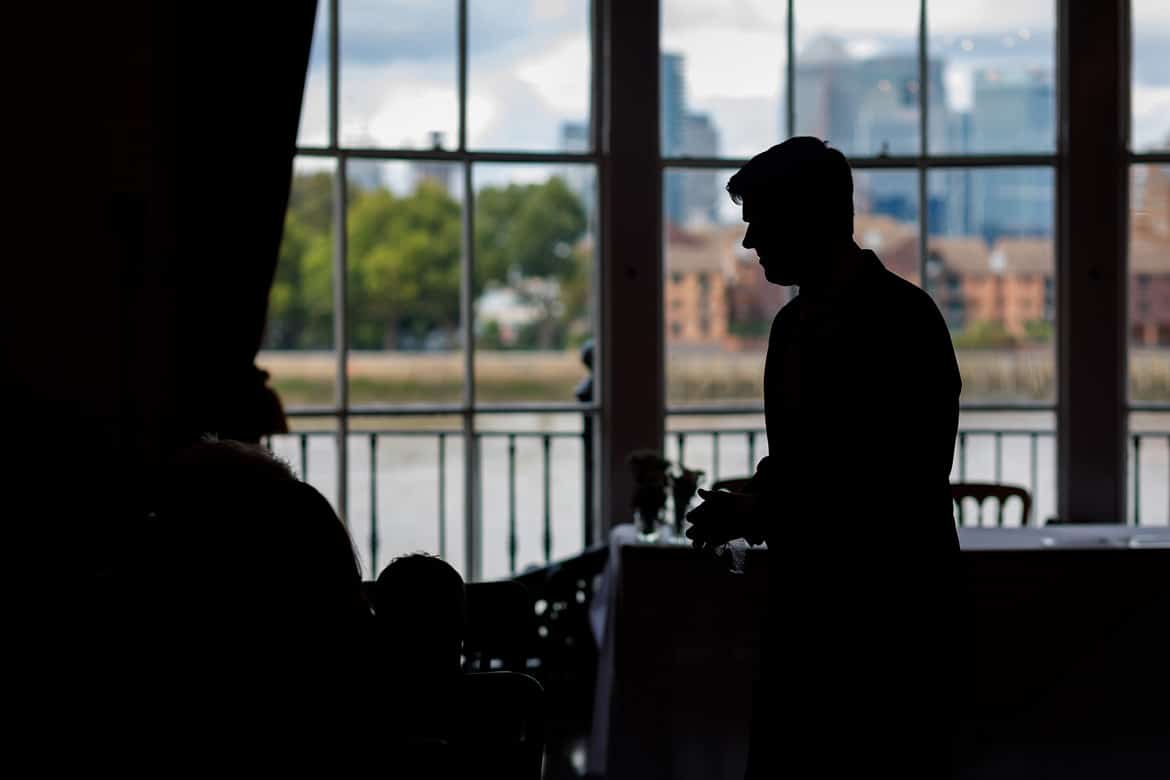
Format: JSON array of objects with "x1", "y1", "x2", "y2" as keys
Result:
[
  {"x1": 346, "y1": 416, "x2": 465, "y2": 579},
  {"x1": 928, "y1": 0, "x2": 1056, "y2": 154},
  {"x1": 476, "y1": 413, "x2": 587, "y2": 579},
  {"x1": 468, "y1": 0, "x2": 591, "y2": 151},
  {"x1": 1127, "y1": 412, "x2": 1170, "y2": 528},
  {"x1": 854, "y1": 169, "x2": 920, "y2": 284},
  {"x1": 1129, "y1": 164, "x2": 1170, "y2": 402},
  {"x1": 664, "y1": 168, "x2": 773, "y2": 405},
  {"x1": 953, "y1": 410, "x2": 1057, "y2": 526},
  {"x1": 661, "y1": 0, "x2": 786, "y2": 158},
  {"x1": 927, "y1": 167, "x2": 1056, "y2": 402},
  {"x1": 794, "y1": 0, "x2": 921, "y2": 156},
  {"x1": 298, "y1": 0, "x2": 330, "y2": 147},
  {"x1": 472, "y1": 164, "x2": 596, "y2": 402},
  {"x1": 346, "y1": 160, "x2": 465, "y2": 404},
  {"x1": 260, "y1": 157, "x2": 336, "y2": 408},
  {"x1": 665, "y1": 413, "x2": 769, "y2": 486},
  {"x1": 1132, "y1": 0, "x2": 1170, "y2": 152},
  {"x1": 340, "y1": 0, "x2": 458, "y2": 150}
]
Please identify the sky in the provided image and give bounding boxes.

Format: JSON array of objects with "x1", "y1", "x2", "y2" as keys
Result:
[{"x1": 296, "y1": 0, "x2": 1170, "y2": 171}]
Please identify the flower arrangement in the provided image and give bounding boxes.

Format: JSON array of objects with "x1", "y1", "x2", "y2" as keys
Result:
[
  {"x1": 671, "y1": 466, "x2": 705, "y2": 536},
  {"x1": 627, "y1": 450, "x2": 704, "y2": 540}
]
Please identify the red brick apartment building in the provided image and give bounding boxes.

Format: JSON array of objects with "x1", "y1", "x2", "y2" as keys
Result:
[{"x1": 663, "y1": 166, "x2": 1170, "y2": 350}]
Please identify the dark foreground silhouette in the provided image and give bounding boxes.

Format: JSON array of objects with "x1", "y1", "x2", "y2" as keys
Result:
[{"x1": 687, "y1": 137, "x2": 962, "y2": 778}]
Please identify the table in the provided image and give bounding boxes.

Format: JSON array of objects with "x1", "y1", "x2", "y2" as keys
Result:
[{"x1": 587, "y1": 524, "x2": 1170, "y2": 780}]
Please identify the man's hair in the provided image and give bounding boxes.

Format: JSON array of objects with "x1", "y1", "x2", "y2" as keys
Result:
[{"x1": 726, "y1": 137, "x2": 854, "y2": 237}]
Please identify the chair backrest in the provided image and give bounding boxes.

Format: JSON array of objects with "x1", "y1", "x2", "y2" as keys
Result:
[
  {"x1": 951, "y1": 482, "x2": 1033, "y2": 527},
  {"x1": 463, "y1": 580, "x2": 532, "y2": 672},
  {"x1": 455, "y1": 671, "x2": 545, "y2": 780}
]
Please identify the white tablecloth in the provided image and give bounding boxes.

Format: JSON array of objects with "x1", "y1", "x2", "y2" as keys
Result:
[{"x1": 586, "y1": 523, "x2": 1170, "y2": 779}]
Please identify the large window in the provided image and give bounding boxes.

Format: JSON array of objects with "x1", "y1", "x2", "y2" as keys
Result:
[
  {"x1": 661, "y1": 0, "x2": 1061, "y2": 523},
  {"x1": 1128, "y1": 1, "x2": 1170, "y2": 527},
  {"x1": 262, "y1": 0, "x2": 599, "y2": 580},
  {"x1": 265, "y1": 1, "x2": 1166, "y2": 577}
]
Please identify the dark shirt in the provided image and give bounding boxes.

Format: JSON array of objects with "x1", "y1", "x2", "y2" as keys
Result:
[{"x1": 745, "y1": 249, "x2": 962, "y2": 777}]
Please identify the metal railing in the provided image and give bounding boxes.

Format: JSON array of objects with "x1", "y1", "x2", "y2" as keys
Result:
[
  {"x1": 266, "y1": 416, "x2": 1168, "y2": 577},
  {"x1": 265, "y1": 428, "x2": 588, "y2": 576}
]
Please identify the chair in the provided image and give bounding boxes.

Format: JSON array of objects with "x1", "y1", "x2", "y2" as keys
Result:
[
  {"x1": 455, "y1": 671, "x2": 545, "y2": 780},
  {"x1": 951, "y1": 482, "x2": 1033, "y2": 527},
  {"x1": 463, "y1": 580, "x2": 533, "y2": 672},
  {"x1": 514, "y1": 544, "x2": 608, "y2": 779}
]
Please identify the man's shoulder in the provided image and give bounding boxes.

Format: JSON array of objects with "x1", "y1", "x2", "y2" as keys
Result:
[{"x1": 874, "y1": 264, "x2": 946, "y2": 324}]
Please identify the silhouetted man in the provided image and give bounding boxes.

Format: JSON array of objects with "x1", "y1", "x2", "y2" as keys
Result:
[{"x1": 687, "y1": 138, "x2": 961, "y2": 777}]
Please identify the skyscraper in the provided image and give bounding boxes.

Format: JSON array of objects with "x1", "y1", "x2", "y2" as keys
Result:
[
  {"x1": 680, "y1": 113, "x2": 720, "y2": 225},
  {"x1": 411, "y1": 131, "x2": 454, "y2": 193},
  {"x1": 662, "y1": 53, "x2": 687, "y2": 226},
  {"x1": 968, "y1": 68, "x2": 1055, "y2": 240},
  {"x1": 661, "y1": 52, "x2": 686, "y2": 157},
  {"x1": 660, "y1": 53, "x2": 722, "y2": 227}
]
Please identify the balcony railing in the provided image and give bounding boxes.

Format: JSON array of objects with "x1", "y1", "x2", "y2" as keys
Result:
[{"x1": 266, "y1": 417, "x2": 1169, "y2": 578}]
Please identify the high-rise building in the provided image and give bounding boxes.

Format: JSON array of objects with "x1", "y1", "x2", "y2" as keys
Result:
[
  {"x1": 661, "y1": 53, "x2": 686, "y2": 157},
  {"x1": 791, "y1": 38, "x2": 949, "y2": 232},
  {"x1": 959, "y1": 69, "x2": 1056, "y2": 241},
  {"x1": 659, "y1": 53, "x2": 722, "y2": 227},
  {"x1": 679, "y1": 113, "x2": 720, "y2": 225},
  {"x1": 662, "y1": 53, "x2": 687, "y2": 226},
  {"x1": 411, "y1": 130, "x2": 454, "y2": 193}
]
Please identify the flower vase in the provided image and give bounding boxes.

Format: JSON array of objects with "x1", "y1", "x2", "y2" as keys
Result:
[{"x1": 634, "y1": 505, "x2": 665, "y2": 542}]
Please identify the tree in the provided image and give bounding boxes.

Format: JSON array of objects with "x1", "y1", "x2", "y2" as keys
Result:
[
  {"x1": 474, "y1": 176, "x2": 587, "y2": 293},
  {"x1": 266, "y1": 171, "x2": 334, "y2": 349},
  {"x1": 267, "y1": 172, "x2": 591, "y2": 352},
  {"x1": 347, "y1": 180, "x2": 462, "y2": 349}
]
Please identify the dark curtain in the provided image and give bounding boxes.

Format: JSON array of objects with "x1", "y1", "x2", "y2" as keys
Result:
[{"x1": 163, "y1": 2, "x2": 319, "y2": 445}]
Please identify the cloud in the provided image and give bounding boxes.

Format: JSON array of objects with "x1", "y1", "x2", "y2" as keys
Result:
[
  {"x1": 1132, "y1": 86, "x2": 1170, "y2": 151},
  {"x1": 335, "y1": 0, "x2": 587, "y2": 68}
]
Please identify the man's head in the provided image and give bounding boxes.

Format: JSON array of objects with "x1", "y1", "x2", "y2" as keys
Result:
[
  {"x1": 726, "y1": 137, "x2": 854, "y2": 285},
  {"x1": 153, "y1": 437, "x2": 364, "y2": 627},
  {"x1": 374, "y1": 553, "x2": 467, "y2": 673}
]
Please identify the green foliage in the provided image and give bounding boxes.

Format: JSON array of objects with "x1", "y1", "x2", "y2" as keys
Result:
[
  {"x1": 952, "y1": 320, "x2": 1017, "y2": 349},
  {"x1": 347, "y1": 181, "x2": 462, "y2": 349},
  {"x1": 474, "y1": 176, "x2": 587, "y2": 294},
  {"x1": 1023, "y1": 318, "x2": 1053, "y2": 343},
  {"x1": 267, "y1": 173, "x2": 590, "y2": 352}
]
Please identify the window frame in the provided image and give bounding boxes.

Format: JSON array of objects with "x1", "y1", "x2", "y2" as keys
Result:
[
  {"x1": 287, "y1": 0, "x2": 604, "y2": 580},
  {"x1": 660, "y1": 2, "x2": 1060, "y2": 418}
]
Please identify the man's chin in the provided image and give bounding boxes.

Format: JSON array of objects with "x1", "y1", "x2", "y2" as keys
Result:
[{"x1": 761, "y1": 263, "x2": 798, "y2": 286}]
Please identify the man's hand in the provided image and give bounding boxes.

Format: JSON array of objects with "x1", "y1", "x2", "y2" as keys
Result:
[{"x1": 685, "y1": 488, "x2": 765, "y2": 551}]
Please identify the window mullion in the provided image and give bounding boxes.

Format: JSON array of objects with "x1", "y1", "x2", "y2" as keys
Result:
[
  {"x1": 456, "y1": 0, "x2": 480, "y2": 579},
  {"x1": 918, "y1": 0, "x2": 929, "y2": 293},
  {"x1": 333, "y1": 151, "x2": 349, "y2": 525},
  {"x1": 786, "y1": 0, "x2": 795, "y2": 138}
]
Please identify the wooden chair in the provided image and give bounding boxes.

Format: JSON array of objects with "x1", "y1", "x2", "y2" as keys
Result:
[
  {"x1": 951, "y1": 482, "x2": 1033, "y2": 527},
  {"x1": 514, "y1": 544, "x2": 608, "y2": 779},
  {"x1": 464, "y1": 580, "x2": 533, "y2": 672}
]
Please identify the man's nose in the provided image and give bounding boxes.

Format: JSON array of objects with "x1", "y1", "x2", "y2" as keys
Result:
[{"x1": 742, "y1": 226, "x2": 755, "y2": 250}]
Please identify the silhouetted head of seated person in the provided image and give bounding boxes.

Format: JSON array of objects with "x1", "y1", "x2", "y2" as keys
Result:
[
  {"x1": 374, "y1": 553, "x2": 467, "y2": 680},
  {"x1": 148, "y1": 437, "x2": 368, "y2": 709},
  {"x1": 727, "y1": 136, "x2": 858, "y2": 289}
]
